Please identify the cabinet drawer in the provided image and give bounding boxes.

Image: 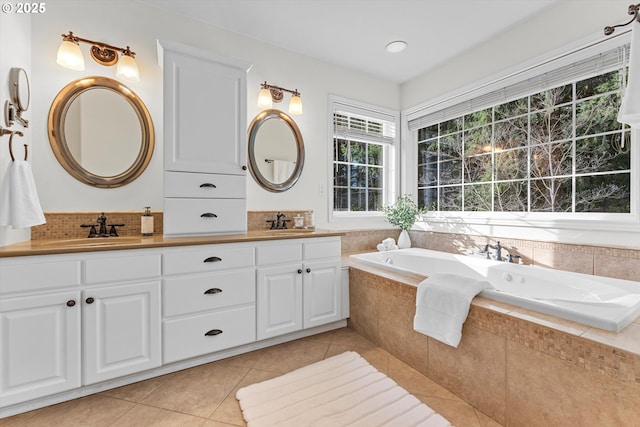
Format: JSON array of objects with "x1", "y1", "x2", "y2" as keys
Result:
[
  {"x1": 163, "y1": 269, "x2": 255, "y2": 317},
  {"x1": 304, "y1": 238, "x2": 341, "y2": 260},
  {"x1": 163, "y1": 305, "x2": 255, "y2": 363},
  {"x1": 0, "y1": 259, "x2": 81, "y2": 295},
  {"x1": 163, "y1": 245, "x2": 254, "y2": 275},
  {"x1": 256, "y1": 242, "x2": 302, "y2": 265},
  {"x1": 164, "y1": 172, "x2": 246, "y2": 199},
  {"x1": 84, "y1": 254, "x2": 161, "y2": 285},
  {"x1": 164, "y1": 198, "x2": 247, "y2": 235}
]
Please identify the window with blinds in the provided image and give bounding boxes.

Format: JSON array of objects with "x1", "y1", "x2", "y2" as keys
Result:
[
  {"x1": 414, "y1": 42, "x2": 632, "y2": 215},
  {"x1": 331, "y1": 98, "x2": 397, "y2": 213}
]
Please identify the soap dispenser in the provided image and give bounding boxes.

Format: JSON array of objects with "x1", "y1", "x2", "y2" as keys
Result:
[{"x1": 141, "y1": 207, "x2": 154, "y2": 236}]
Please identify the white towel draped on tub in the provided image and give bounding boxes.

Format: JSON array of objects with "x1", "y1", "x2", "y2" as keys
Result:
[
  {"x1": 0, "y1": 160, "x2": 46, "y2": 228},
  {"x1": 618, "y1": 21, "x2": 640, "y2": 128},
  {"x1": 414, "y1": 273, "x2": 492, "y2": 348}
]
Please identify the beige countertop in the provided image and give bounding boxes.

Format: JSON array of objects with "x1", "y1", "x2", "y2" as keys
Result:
[{"x1": 0, "y1": 229, "x2": 345, "y2": 258}]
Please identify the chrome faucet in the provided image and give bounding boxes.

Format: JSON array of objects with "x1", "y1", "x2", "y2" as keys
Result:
[{"x1": 483, "y1": 241, "x2": 502, "y2": 261}]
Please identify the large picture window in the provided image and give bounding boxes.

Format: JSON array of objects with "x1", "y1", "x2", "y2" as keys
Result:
[
  {"x1": 331, "y1": 97, "x2": 397, "y2": 215},
  {"x1": 414, "y1": 44, "x2": 632, "y2": 216}
]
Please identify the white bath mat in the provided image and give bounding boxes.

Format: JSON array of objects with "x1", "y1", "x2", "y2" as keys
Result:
[{"x1": 235, "y1": 351, "x2": 453, "y2": 427}]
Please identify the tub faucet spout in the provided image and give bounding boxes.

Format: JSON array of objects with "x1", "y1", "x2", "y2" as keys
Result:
[{"x1": 484, "y1": 241, "x2": 502, "y2": 261}]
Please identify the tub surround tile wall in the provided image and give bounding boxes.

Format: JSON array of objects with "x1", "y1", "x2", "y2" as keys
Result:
[{"x1": 348, "y1": 266, "x2": 640, "y2": 426}]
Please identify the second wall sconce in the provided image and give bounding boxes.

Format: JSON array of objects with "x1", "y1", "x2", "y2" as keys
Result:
[
  {"x1": 257, "y1": 81, "x2": 303, "y2": 114},
  {"x1": 56, "y1": 31, "x2": 140, "y2": 82}
]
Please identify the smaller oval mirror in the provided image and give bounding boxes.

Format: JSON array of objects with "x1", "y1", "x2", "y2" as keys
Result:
[
  {"x1": 48, "y1": 76, "x2": 154, "y2": 188},
  {"x1": 248, "y1": 109, "x2": 304, "y2": 192},
  {"x1": 10, "y1": 67, "x2": 30, "y2": 112}
]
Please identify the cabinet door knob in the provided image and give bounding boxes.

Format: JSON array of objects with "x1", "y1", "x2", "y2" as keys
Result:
[
  {"x1": 66, "y1": 300, "x2": 76, "y2": 307},
  {"x1": 86, "y1": 297, "x2": 95, "y2": 304},
  {"x1": 200, "y1": 213, "x2": 218, "y2": 218},
  {"x1": 199, "y1": 183, "x2": 217, "y2": 188},
  {"x1": 204, "y1": 288, "x2": 223, "y2": 295},
  {"x1": 306, "y1": 268, "x2": 311, "y2": 273},
  {"x1": 242, "y1": 165, "x2": 247, "y2": 171},
  {"x1": 297, "y1": 269, "x2": 303, "y2": 274},
  {"x1": 204, "y1": 256, "x2": 222, "y2": 263},
  {"x1": 205, "y1": 329, "x2": 223, "y2": 336}
]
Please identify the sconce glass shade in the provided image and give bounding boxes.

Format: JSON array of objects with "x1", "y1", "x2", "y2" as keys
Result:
[
  {"x1": 288, "y1": 94, "x2": 303, "y2": 115},
  {"x1": 257, "y1": 88, "x2": 273, "y2": 108},
  {"x1": 57, "y1": 40, "x2": 85, "y2": 71},
  {"x1": 116, "y1": 53, "x2": 140, "y2": 82}
]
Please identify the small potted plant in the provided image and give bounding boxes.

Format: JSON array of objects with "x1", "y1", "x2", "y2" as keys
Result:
[{"x1": 382, "y1": 195, "x2": 425, "y2": 248}]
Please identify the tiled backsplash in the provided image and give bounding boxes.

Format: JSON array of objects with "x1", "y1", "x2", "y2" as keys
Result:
[{"x1": 31, "y1": 211, "x2": 164, "y2": 240}]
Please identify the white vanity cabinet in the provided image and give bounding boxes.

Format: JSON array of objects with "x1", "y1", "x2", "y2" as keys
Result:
[
  {"x1": 0, "y1": 250, "x2": 161, "y2": 407},
  {"x1": 81, "y1": 253, "x2": 162, "y2": 385},
  {"x1": 158, "y1": 40, "x2": 252, "y2": 237},
  {"x1": 256, "y1": 237, "x2": 342, "y2": 340},
  {"x1": 162, "y1": 243, "x2": 257, "y2": 363}
]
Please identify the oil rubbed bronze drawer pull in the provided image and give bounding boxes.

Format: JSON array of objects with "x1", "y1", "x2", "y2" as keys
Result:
[
  {"x1": 203, "y1": 256, "x2": 222, "y2": 263},
  {"x1": 204, "y1": 288, "x2": 223, "y2": 295},
  {"x1": 200, "y1": 213, "x2": 218, "y2": 218},
  {"x1": 205, "y1": 329, "x2": 223, "y2": 336},
  {"x1": 199, "y1": 183, "x2": 217, "y2": 188}
]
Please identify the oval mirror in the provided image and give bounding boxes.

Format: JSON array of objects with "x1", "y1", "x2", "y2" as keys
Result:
[
  {"x1": 10, "y1": 67, "x2": 30, "y2": 112},
  {"x1": 47, "y1": 76, "x2": 154, "y2": 188},
  {"x1": 247, "y1": 109, "x2": 304, "y2": 192}
]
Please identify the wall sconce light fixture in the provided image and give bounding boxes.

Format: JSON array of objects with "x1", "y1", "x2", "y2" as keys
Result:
[
  {"x1": 257, "y1": 81, "x2": 303, "y2": 114},
  {"x1": 56, "y1": 31, "x2": 140, "y2": 82}
]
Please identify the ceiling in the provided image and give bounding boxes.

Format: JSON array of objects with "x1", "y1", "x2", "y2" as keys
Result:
[{"x1": 146, "y1": 0, "x2": 557, "y2": 84}]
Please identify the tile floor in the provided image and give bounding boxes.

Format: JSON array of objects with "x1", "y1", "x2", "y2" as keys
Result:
[{"x1": 0, "y1": 328, "x2": 502, "y2": 427}]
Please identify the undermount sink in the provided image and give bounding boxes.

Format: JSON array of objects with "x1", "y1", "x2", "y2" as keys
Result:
[{"x1": 40, "y1": 237, "x2": 142, "y2": 247}]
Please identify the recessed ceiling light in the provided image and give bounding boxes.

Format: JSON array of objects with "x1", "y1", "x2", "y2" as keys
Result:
[{"x1": 385, "y1": 40, "x2": 407, "y2": 53}]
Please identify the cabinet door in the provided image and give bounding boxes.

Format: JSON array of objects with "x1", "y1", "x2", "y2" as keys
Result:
[
  {"x1": 256, "y1": 265, "x2": 302, "y2": 340},
  {"x1": 303, "y1": 259, "x2": 342, "y2": 329},
  {"x1": 163, "y1": 49, "x2": 248, "y2": 174},
  {"x1": 83, "y1": 281, "x2": 161, "y2": 385},
  {"x1": 0, "y1": 291, "x2": 81, "y2": 407}
]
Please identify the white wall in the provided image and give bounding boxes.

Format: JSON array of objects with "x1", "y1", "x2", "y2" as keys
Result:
[
  {"x1": 29, "y1": 0, "x2": 398, "y2": 229},
  {"x1": 0, "y1": 12, "x2": 31, "y2": 246},
  {"x1": 401, "y1": 0, "x2": 631, "y2": 110}
]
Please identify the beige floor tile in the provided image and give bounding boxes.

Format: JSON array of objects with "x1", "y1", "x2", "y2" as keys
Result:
[
  {"x1": 142, "y1": 362, "x2": 249, "y2": 418},
  {"x1": 251, "y1": 337, "x2": 330, "y2": 373},
  {"x1": 325, "y1": 343, "x2": 391, "y2": 374},
  {"x1": 0, "y1": 409, "x2": 40, "y2": 426},
  {"x1": 202, "y1": 421, "x2": 243, "y2": 427},
  {"x1": 100, "y1": 373, "x2": 171, "y2": 403},
  {"x1": 418, "y1": 395, "x2": 482, "y2": 427},
  {"x1": 476, "y1": 409, "x2": 503, "y2": 427},
  {"x1": 5, "y1": 394, "x2": 136, "y2": 427},
  {"x1": 210, "y1": 369, "x2": 280, "y2": 426},
  {"x1": 110, "y1": 404, "x2": 207, "y2": 427}
]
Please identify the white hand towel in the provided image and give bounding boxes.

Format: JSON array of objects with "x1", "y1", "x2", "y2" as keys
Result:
[
  {"x1": 618, "y1": 21, "x2": 640, "y2": 128},
  {"x1": 413, "y1": 273, "x2": 492, "y2": 348},
  {"x1": 272, "y1": 159, "x2": 294, "y2": 183},
  {"x1": 0, "y1": 160, "x2": 46, "y2": 228}
]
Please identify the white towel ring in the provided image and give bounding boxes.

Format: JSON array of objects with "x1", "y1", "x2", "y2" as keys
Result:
[{"x1": 8, "y1": 130, "x2": 26, "y2": 162}]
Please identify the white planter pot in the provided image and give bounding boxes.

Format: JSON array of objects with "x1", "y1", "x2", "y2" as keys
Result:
[{"x1": 397, "y1": 230, "x2": 411, "y2": 249}]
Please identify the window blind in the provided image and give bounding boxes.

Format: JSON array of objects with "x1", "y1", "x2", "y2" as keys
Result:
[{"x1": 408, "y1": 43, "x2": 629, "y2": 132}]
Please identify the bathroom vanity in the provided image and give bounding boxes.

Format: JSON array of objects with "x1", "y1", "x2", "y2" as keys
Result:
[{"x1": 0, "y1": 232, "x2": 345, "y2": 417}]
